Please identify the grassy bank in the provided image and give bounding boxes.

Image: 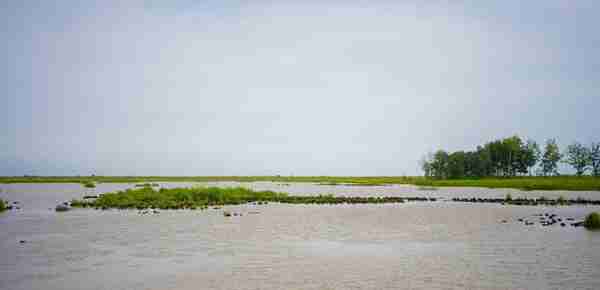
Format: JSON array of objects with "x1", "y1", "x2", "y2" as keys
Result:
[
  {"x1": 1, "y1": 176, "x2": 599, "y2": 191},
  {"x1": 413, "y1": 176, "x2": 600, "y2": 191},
  {"x1": 70, "y1": 187, "x2": 408, "y2": 209}
]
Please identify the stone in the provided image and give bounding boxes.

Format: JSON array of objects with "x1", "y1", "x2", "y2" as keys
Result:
[{"x1": 55, "y1": 204, "x2": 70, "y2": 212}]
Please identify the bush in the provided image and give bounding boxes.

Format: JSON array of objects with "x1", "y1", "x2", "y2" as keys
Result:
[
  {"x1": 584, "y1": 212, "x2": 600, "y2": 230},
  {"x1": 0, "y1": 199, "x2": 6, "y2": 212}
]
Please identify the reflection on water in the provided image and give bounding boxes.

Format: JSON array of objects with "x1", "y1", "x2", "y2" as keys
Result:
[{"x1": 1, "y1": 182, "x2": 599, "y2": 290}]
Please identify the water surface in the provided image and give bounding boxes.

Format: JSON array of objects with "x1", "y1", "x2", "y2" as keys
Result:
[{"x1": 1, "y1": 182, "x2": 599, "y2": 289}]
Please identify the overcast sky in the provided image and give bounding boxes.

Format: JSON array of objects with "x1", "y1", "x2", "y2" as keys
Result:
[{"x1": 1, "y1": 1, "x2": 599, "y2": 176}]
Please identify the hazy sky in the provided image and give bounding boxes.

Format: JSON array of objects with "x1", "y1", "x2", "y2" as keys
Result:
[{"x1": 2, "y1": 1, "x2": 599, "y2": 176}]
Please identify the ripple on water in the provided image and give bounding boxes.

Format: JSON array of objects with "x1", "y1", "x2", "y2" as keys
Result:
[{"x1": 1, "y1": 183, "x2": 600, "y2": 290}]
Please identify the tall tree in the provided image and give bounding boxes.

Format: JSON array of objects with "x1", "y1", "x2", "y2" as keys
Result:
[
  {"x1": 521, "y1": 139, "x2": 541, "y2": 176},
  {"x1": 501, "y1": 136, "x2": 522, "y2": 176},
  {"x1": 476, "y1": 145, "x2": 492, "y2": 177},
  {"x1": 564, "y1": 142, "x2": 591, "y2": 176},
  {"x1": 430, "y1": 150, "x2": 449, "y2": 179},
  {"x1": 448, "y1": 151, "x2": 466, "y2": 179},
  {"x1": 420, "y1": 153, "x2": 433, "y2": 177},
  {"x1": 590, "y1": 143, "x2": 600, "y2": 177},
  {"x1": 541, "y1": 139, "x2": 562, "y2": 176}
]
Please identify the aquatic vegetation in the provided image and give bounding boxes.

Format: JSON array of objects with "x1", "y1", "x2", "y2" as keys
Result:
[
  {"x1": 584, "y1": 212, "x2": 600, "y2": 230},
  {"x1": 0, "y1": 199, "x2": 6, "y2": 212},
  {"x1": 82, "y1": 181, "x2": 96, "y2": 188},
  {"x1": 557, "y1": 195, "x2": 567, "y2": 205},
  {"x1": 70, "y1": 187, "x2": 414, "y2": 210}
]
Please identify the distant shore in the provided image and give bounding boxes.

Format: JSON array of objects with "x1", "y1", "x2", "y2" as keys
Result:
[{"x1": 1, "y1": 176, "x2": 600, "y2": 191}]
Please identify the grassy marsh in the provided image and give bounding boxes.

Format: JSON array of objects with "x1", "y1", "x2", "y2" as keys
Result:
[{"x1": 1, "y1": 175, "x2": 600, "y2": 191}]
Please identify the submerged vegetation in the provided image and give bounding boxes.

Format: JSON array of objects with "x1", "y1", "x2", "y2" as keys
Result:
[
  {"x1": 584, "y1": 212, "x2": 600, "y2": 230},
  {"x1": 70, "y1": 187, "x2": 414, "y2": 210}
]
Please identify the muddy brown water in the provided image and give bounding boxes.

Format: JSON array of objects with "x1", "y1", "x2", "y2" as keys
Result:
[{"x1": 1, "y1": 182, "x2": 600, "y2": 290}]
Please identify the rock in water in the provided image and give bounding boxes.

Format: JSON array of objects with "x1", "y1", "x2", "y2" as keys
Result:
[{"x1": 55, "y1": 204, "x2": 70, "y2": 212}]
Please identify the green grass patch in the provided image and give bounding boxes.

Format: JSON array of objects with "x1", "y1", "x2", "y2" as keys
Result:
[
  {"x1": 82, "y1": 181, "x2": 96, "y2": 188},
  {"x1": 584, "y1": 212, "x2": 600, "y2": 230},
  {"x1": 413, "y1": 176, "x2": 600, "y2": 191},
  {"x1": 70, "y1": 186, "x2": 407, "y2": 210},
  {"x1": 2, "y1": 175, "x2": 599, "y2": 191}
]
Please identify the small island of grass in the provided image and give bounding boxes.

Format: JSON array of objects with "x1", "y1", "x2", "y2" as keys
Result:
[
  {"x1": 70, "y1": 186, "x2": 410, "y2": 210},
  {"x1": 0, "y1": 199, "x2": 6, "y2": 212},
  {"x1": 82, "y1": 181, "x2": 96, "y2": 188},
  {"x1": 584, "y1": 212, "x2": 600, "y2": 230}
]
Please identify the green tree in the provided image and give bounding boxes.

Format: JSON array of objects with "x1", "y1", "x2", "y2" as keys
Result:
[
  {"x1": 476, "y1": 145, "x2": 493, "y2": 177},
  {"x1": 420, "y1": 153, "x2": 433, "y2": 177},
  {"x1": 503, "y1": 135, "x2": 525, "y2": 176},
  {"x1": 448, "y1": 151, "x2": 466, "y2": 179},
  {"x1": 589, "y1": 143, "x2": 600, "y2": 177},
  {"x1": 487, "y1": 140, "x2": 504, "y2": 176},
  {"x1": 430, "y1": 150, "x2": 449, "y2": 179},
  {"x1": 541, "y1": 138, "x2": 562, "y2": 176},
  {"x1": 564, "y1": 142, "x2": 591, "y2": 176},
  {"x1": 521, "y1": 139, "x2": 540, "y2": 176}
]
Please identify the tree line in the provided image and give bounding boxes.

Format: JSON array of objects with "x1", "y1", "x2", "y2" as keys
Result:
[{"x1": 421, "y1": 136, "x2": 600, "y2": 178}]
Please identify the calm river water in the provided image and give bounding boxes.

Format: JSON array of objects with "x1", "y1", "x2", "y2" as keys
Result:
[{"x1": 1, "y1": 182, "x2": 599, "y2": 290}]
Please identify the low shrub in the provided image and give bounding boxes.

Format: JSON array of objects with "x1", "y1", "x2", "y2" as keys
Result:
[{"x1": 584, "y1": 212, "x2": 600, "y2": 230}]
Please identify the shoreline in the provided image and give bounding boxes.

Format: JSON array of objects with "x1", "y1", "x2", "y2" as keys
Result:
[{"x1": 1, "y1": 176, "x2": 600, "y2": 191}]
